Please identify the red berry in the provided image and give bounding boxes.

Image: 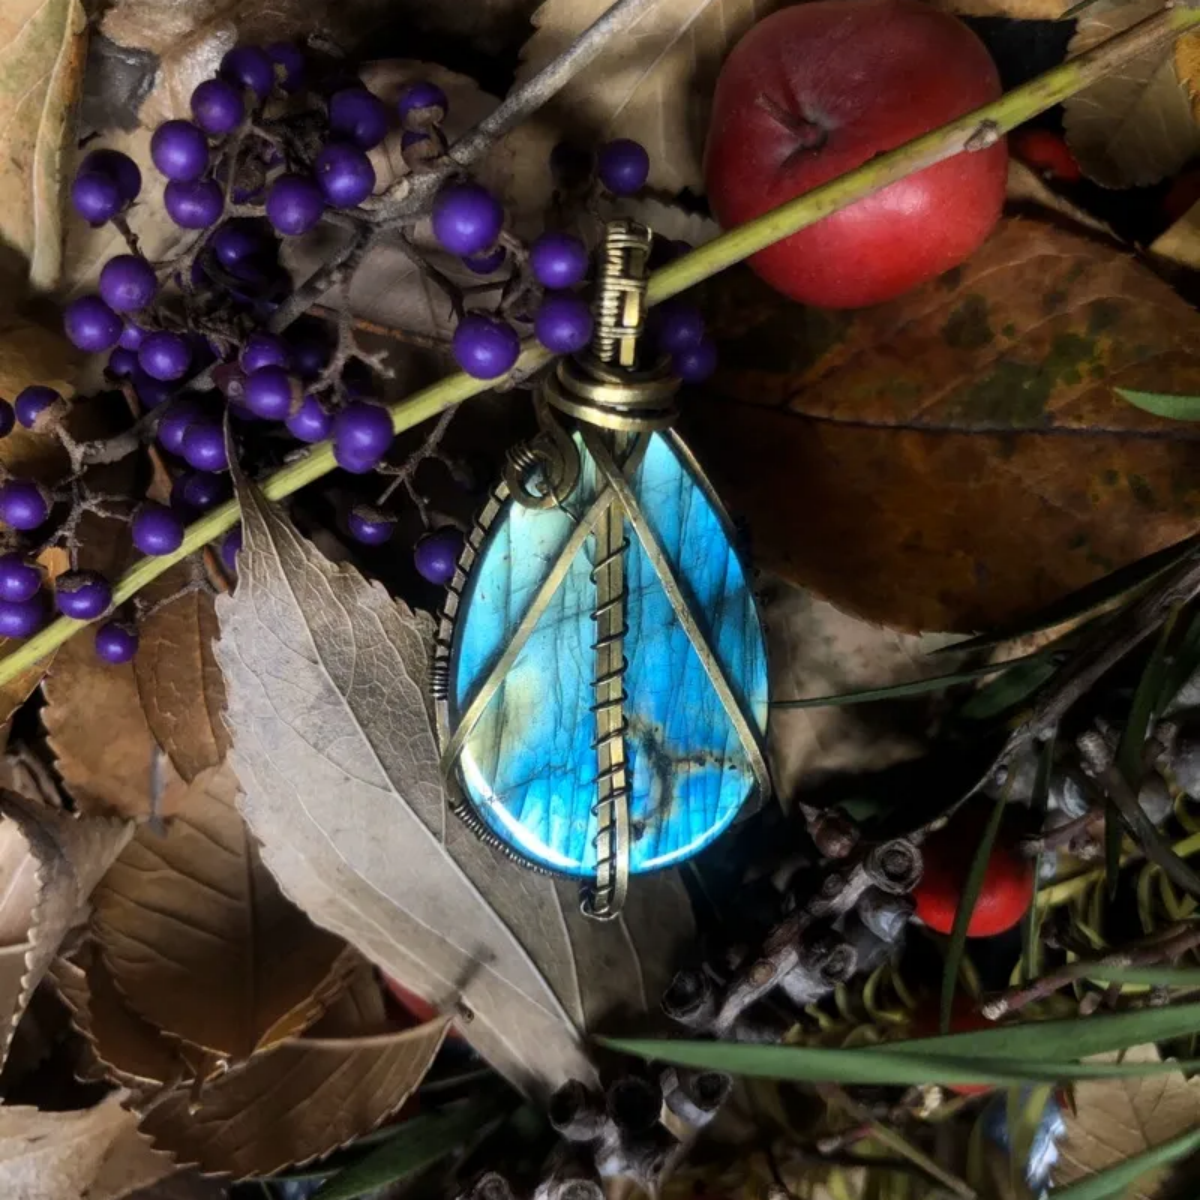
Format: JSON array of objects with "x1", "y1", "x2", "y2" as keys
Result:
[
  {"x1": 913, "y1": 806, "x2": 1034, "y2": 938},
  {"x1": 705, "y1": 0, "x2": 1006, "y2": 308},
  {"x1": 1010, "y1": 128, "x2": 1082, "y2": 183}
]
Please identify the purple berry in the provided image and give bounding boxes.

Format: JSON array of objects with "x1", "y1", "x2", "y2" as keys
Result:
[
  {"x1": 432, "y1": 182, "x2": 503, "y2": 257},
  {"x1": 0, "y1": 595, "x2": 47, "y2": 639},
  {"x1": 171, "y1": 470, "x2": 229, "y2": 517},
  {"x1": 266, "y1": 174, "x2": 324, "y2": 236},
  {"x1": 655, "y1": 302, "x2": 705, "y2": 354},
  {"x1": 0, "y1": 479, "x2": 50, "y2": 530},
  {"x1": 119, "y1": 322, "x2": 146, "y2": 350},
  {"x1": 211, "y1": 219, "x2": 274, "y2": 271},
  {"x1": 285, "y1": 318, "x2": 332, "y2": 380},
  {"x1": 315, "y1": 142, "x2": 375, "y2": 208},
  {"x1": 530, "y1": 232, "x2": 589, "y2": 290},
  {"x1": 99, "y1": 254, "x2": 157, "y2": 312},
  {"x1": 95, "y1": 621, "x2": 138, "y2": 664},
  {"x1": 597, "y1": 138, "x2": 649, "y2": 196},
  {"x1": 14, "y1": 386, "x2": 62, "y2": 430},
  {"x1": 463, "y1": 244, "x2": 506, "y2": 275},
  {"x1": 71, "y1": 172, "x2": 122, "y2": 224},
  {"x1": 0, "y1": 400, "x2": 13, "y2": 438},
  {"x1": 328, "y1": 87, "x2": 389, "y2": 150},
  {"x1": 156, "y1": 397, "x2": 204, "y2": 455},
  {"x1": 164, "y1": 178, "x2": 223, "y2": 230},
  {"x1": 191, "y1": 78, "x2": 245, "y2": 136},
  {"x1": 138, "y1": 331, "x2": 191, "y2": 381},
  {"x1": 534, "y1": 293, "x2": 593, "y2": 355},
  {"x1": 243, "y1": 366, "x2": 298, "y2": 419},
  {"x1": 80, "y1": 149, "x2": 141, "y2": 202},
  {"x1": 241, "y1": 332, "x2": 288, "y2": 373},
  {"x1": 220, "y1": 46, "x2": 275, "y2": 101},
  {"x1": 151, "y1": 120, "x2": 210, "y2": 182},
  {"x1": 181, "y1": 422, "x2": 228, "y2": 473},
  {"x1": 65, "y1": 295, "x2": 122, "y2": 353},
  {"x1": 131, "y1": 502, "x2": 184, "y2": 555},
  {"x1": 285, "y1": 393, "x2": 333, "y2": 442},
  {"x1": 107, "y1": 347, "x2": 138, "y2": 377},
  {"x1": 414, "y1": 528, "x2": 463, "y2": 585},
  {"x1": 452, "y1": 314, "x2": 520, "y2": 379},
  {"x1": 332, "y1": 401, "x2": 393, "y2": 473},
  {"x1": 133, "y1": 369, "x2": 176, "y2": 410},
  {"x1": 55, "y1": 570, "x2": 112, "y2": 619},
  {"x1": 266, "y1": 43, "x2": 305, "y2": 92},
  {"x1": 348, "y1": 505, "x2": 394, "y2": 546},
  {"x1": 221, "y1": 525, "x2": 243, "y2": 572},
  {"x1": 0, "y1": 554, "x2": 42, "y2": 603},
  {"x1": 397, "y1": 81, "x2": 449, "y2": 126},
  {"x1": 673, "y1": 337, "x2": 717, "y2": 383}
]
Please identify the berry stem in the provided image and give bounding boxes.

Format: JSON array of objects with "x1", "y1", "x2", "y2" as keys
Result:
[{"x1": 2, "y1": 5, "x2": 1199, "y2": 687}]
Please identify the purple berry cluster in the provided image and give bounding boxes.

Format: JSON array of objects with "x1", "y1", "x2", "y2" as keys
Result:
[{"x1": 3, "y1": 56, "x2": 713, "y2": 673}]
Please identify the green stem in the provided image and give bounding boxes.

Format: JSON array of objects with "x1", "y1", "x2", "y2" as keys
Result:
[{"x1": 6, "y1": 1, "x2": 1199, "y2": 686}]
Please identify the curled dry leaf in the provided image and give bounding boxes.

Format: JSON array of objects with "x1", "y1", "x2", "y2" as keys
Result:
[
  {"x1": 0, "y1": 1093, "x2": 173, "y2": 1200},
  {"x1": 1054, "y1": 1044, "x2": 1200, "y2": 1198},
  {"x1": 52, "y1": 950, "x2": 193, "y2": 1089},
  {"x1": 43, "y1": 629, "x2": 172, "y2": 821},
  {"x1": 92, "y1": 759, "x2": 348, "y2": 1060},
  {"x1": 132, "y1": 564, "x2": 229, "y2": 784},
  {"x1": 138, "y1": 1019, "x2": 449, "y2": 1178},
  {"x1": 689, "y1": 218, "x2": 1200, "y2": 632},
  {"x1": 1064, "y1": 0, "x2": 1200, "y2": 188},
  {"x1": 0, "y1": 0, "x2": 88, "y2": 294},
  {"x1": 0, "y1": 791, "x2": 131, "y2": 1068},
  {"x1": 1005, "y1": 160, "x2": 1116, "y2": 242},
  {"x1": 214, "y1": 479, "x2": 697, "y2": 1098},
  {"x1": 762, "y1": 579, "x2": 956, "y2": 798},
  {"x1": 309, "y1": 956, "x2": 391, "y2": 1036},
  {"x1": 924, "y1": 0, "x2": 1067, "y2": 17}
]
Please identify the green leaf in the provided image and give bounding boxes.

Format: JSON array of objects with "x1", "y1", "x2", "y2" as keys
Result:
[
  {"x1": 1158, "y1": 604, "x2": 1200, "y2": 712},
  {"x1": 1111, "y1": 613, "x2": 1177, "y2": 896},
  {"x1": 1078, "y1": 964, "x2": 1200, "y2": 987},
  {"x1": 600, "y1": 1036, "x2": 1200, "y2": 1087},
  {"x1": 1051, "y1": 1125, "x2": 1200, "y2": 1199},
  {"x1": 940, "y1": 791, "x2": 1009, "y2": 1033},
  {"x1": 1116, "y1": 388, "x2": 1200, "y2": 422},
  {"x1": 943, "y1": 534, "x2": 1200, "y2": 657},
  {"x1": 771, "y1": 653, "x2": 1048, "y2": 709},
  {"x1": 872, "y1": 999, "x2": 1200, "y2": 1059},
  {"x1": 313, "y1": 1097, "x2": 506, "y2": 1200},
  {"x1": 958, "y1": 656, "x2": 1059, "y2": 721}
]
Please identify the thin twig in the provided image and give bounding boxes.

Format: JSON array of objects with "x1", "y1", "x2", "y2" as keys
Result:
[
  {"x1": 377, "y1": 0, "x2": 664, "y2": 221},
  {"x1": 983, "y1": 924, "x2": 1200, "y2": 1018}
]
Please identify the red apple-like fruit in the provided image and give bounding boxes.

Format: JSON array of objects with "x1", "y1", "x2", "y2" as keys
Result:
[{"x1": 704, "y1": 0, "x2": 1007, "y2": 309}]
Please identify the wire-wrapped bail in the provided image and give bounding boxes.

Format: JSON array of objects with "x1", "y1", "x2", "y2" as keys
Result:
[{"x1": 541, "y1": 220, "x2": 681, "y2": 433}]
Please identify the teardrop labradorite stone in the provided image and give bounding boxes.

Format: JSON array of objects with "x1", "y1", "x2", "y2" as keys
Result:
[{"x1": 446, "y1": 431, "x2": 768, "y2": 875}]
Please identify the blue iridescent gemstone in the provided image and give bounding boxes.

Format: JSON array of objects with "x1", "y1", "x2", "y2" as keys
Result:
[{"x1": 439, "y1": 430, "x2": 768, "y2": 876}]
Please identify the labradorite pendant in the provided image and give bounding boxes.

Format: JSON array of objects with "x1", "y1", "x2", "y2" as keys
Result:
[{"x1": 434, "y1": 221, "x2": 770, "y2": 918}]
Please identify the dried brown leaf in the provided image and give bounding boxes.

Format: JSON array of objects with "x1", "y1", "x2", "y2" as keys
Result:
[
  {"x1": 44, "y1": 631, "x2": 166, "y2": 821},
  {"x1": 133, "y1": 565, "x2": 229, "y2": 783},
  {"x1": 138, "y1": 1020, "x2": 448, "y2": 1178},
  {"x1": 0, "y1": 1093, "x2": 173, "y2": 1200},
  {"x1": 1064, "y1": 0, "x2": 1200, "y2": 188},
  {"x1": 925, "y1": 0, "x2": 1067, "y2": 16},
  {"x1": 309, "y1": 957, "x2": 390, "y2": 1036},
  {"x1": 0, "y1": 311, "x2": 79, "y2": 457},
  {"x1": 1005, "y1": 160, "x2": 1116, "y2": 241},
  {"x1": 214, "y1": 480, "x2": 696, "y2": 1098},
  {"x1": 0, "y1": 0, "x2": 88, "y2": 293},
  {"x1": 516, "y1": 0, "x2": 768, "y2": 196},
  {"x1": 1176, "y1": 31, "x2": 1200, "y2": 123},
  {"x1": 0, "y1": 792, "x2": 130, "y2": 1068},
  {"x1": 92, "y1": 760, "x2": 346, "y2": 1059},
  {"x1": 762, "y1": 579, "x2": 956, "y2": 795},
  {"x1": 1149, "y1": 193, "x2": 1200, "y2": 272},
  {"x1": 1054, "y1": 1044, "x2": 1200, "y2": 1198},
  {"x1": 692, "y1": 218, "x2": 1200, "y2": 632},
  {"x1": 51, "y1": 949, "x2": 193, "y2": 1089}
]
